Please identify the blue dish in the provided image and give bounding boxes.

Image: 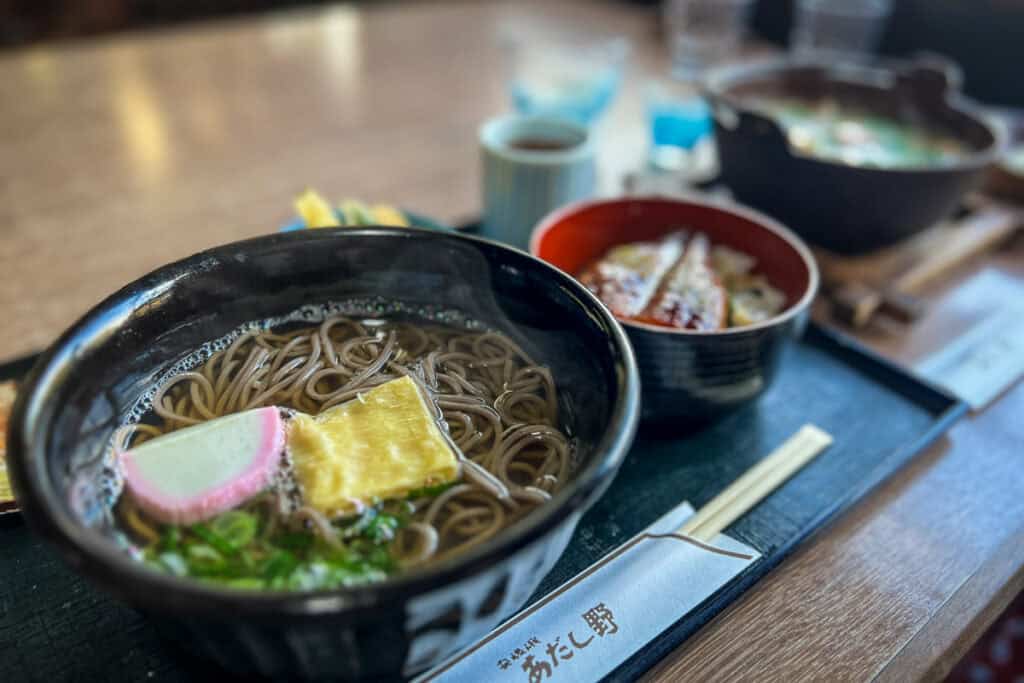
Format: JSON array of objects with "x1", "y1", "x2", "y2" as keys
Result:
[
  {"x1": 649, "y1": 99, "x2": 712, "y2": 150},
  {"x1": 280, "y1": 209, "x2": 451, "y2": 233}
]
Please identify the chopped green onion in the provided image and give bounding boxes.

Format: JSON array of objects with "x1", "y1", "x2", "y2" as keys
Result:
[
  {"x1": 160, "y1": 526, "x2": 181, "y2": 553},
  {"x1": 220, "y1": 577, "x2": 265, "y2": 590},
  {"x1": 186, "y1": 544, "x2": 226, "y2": 572},
  {"x1": 261, "y1": 550, "x2": 299, "y2": 582},
  {"x1": 191, "y1": 523, "x2": 235, "y2": 556},
  {"x1": 364, "y1": 512, "x2": 401, "y2": 542},
  {"x1": 210, "y1": 510, "x2": 258, "y2": 550},
  {"x1": 406, "y1": 481, "x2": 456, "y2": 500},
  {"x1": 156, "y1": 552, "x2": 188, "y2": 577},
  {"x1": 145, "y1": 502, "x2": 403, "y2": 590},
  {"x1": 276, "y1": 532, "x2": 315, "y2": 552}
]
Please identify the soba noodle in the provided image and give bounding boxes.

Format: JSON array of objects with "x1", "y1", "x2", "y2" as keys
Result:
[{"x1": 117, "y1": 314, "x2": 571, "y2": 577}]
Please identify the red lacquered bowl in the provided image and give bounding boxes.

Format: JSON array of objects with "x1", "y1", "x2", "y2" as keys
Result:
[{"x1": 531, "y1": 196, "x2": 819, "y2": 422}]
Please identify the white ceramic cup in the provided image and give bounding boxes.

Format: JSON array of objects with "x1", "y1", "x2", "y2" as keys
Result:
[{"x1": 480, "y1": 115, "x2": 596, "y2": 250}]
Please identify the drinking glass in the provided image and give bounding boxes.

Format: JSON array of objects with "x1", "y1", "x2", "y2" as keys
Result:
[
  {"x1": 505, "y1": 35, "x2": 630, "y2": 125},
  {"x1": 791, "y1": 0, "x2": 892, "y2": 61},
  {"x1": 645, "y1": 78, "x2": 712, "y2": 173},
  {"x1": 662, "y1": 0, "x2": 754, "y2": 79}
]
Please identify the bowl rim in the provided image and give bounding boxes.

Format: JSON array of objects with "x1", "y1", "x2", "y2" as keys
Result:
[
  {"x1": 701, "y1": 56, "x2": 1008, "y2": 175},
  {"x1": 7, "y1": 226, "x2": 641, "y2": 617},
  {"x1": 529, "y1": 194, "x2": 820, "y2": 336}
]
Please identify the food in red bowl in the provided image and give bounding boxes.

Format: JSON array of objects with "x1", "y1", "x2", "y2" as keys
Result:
[{"x1": 531, "y1": 196, "x2": 818, "y2": 422}]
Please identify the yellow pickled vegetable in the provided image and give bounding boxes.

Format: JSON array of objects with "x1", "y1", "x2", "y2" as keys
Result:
[
  {"x1": 338, "y1": 199, "x2": 375, "y2": 226},
  {"x1": 0, "y1": 381, "x2": 16, "y2": 505},
  {"x1": 371, "y1": 204, "x2": 410, "y2": 227},
  {"x1": 294, "y1": 189, "x2": 410, "y2": 230},
  {"x1": 295, "y1": 189, "x2": 340, "y2": 228}
]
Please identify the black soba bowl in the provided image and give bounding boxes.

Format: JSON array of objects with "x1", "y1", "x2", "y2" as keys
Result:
[
  {"x1": 6, "y1": 227, "x2": 640, "y2": 680},
  {"x1": 704, "y1": 56, "x2": 1005, "y2": 254}
]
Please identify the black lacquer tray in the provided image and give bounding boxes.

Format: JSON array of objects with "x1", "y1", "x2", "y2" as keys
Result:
[{"x1": 0, "y1": 323, "x2": 963, "y2": 682}]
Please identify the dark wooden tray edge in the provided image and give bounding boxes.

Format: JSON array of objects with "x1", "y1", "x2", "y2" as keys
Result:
[
  {"x1": 0, "y1": 325, "x2": 968, "y2": 680},
  {"x1": 0, "y1": 351, "x2": 41, "y2": 383},
  {"x1": 608, "y1": 323, "x2": 967, "y2": 681}
]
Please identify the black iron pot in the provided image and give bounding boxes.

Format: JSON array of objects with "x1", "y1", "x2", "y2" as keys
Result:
[{"x1": 704, "y1": 56, "x2": 1005, "y2": 254}]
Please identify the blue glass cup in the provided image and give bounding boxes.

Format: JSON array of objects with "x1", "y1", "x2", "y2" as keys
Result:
[
  {"x1": 645, "y1": 79, "x2": 712, "y2": 172},
  {"x1": 505, "y1": 35, "x2": 630, "y2": 125}
]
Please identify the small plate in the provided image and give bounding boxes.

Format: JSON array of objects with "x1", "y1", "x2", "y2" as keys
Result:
[{"x1": 280, "y1": 210, "x2": 451, "y2": 233}]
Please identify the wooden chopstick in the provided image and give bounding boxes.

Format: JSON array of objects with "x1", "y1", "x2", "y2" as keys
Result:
[{"x1": 678, "y1": 424, "x2": 834, "y2": 542}]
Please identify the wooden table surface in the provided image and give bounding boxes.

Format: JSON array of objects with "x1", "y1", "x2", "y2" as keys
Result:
[{"x1": 2, "y1": 1, "x2": 1022, "y2": 680}]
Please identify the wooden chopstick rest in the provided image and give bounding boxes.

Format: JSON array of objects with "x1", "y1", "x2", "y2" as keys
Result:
[
  {"x1": 679, "y1": 424, "x2": 834, "y2": 543},
  {"x1": 830, "y1": 204, "x2": 1022, "y2": 329}
]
